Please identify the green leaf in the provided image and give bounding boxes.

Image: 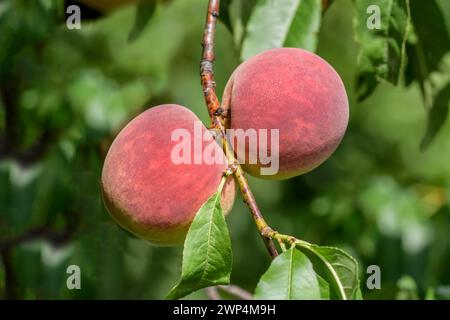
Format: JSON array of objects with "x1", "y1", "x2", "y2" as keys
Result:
[
  {"x1": 128, "y1": 1, "x2": 157, "y2": 42},
  {"x1": 353, "y1": 0, "x2": 411, "y2": 100},
  {"x1": 240, "y1": 0, "x2": 259, "y2": 27},
  {"x1": 241, "y1": 0, "x2": 321, "y2": 60},
  {"x1": 322, "y1": 0, "x2": 335, "y2": 14},
  {"x1": 355, "y1": 288, "x2": 364, "y2": 300},
  {"x1": 297, "y1": 243, "x2": 360, "y2": 300},
  {"x1": 405, "y1": 0, "x2": 450, "y2": 87},
  {"x1": 420, "y1": 81, "x2": 450, "y2": 150},
  {"x1": 395, "y1": 275, "x2": 419, "y2": 300},
  {"x1": 166, "y1": 190, "x2": 232, "y2": 300},
  {"x1": 225, "y1": 0, "x2": 259, "y2": 49},
  {"x1": 219, "y1": 0, "x2": 234, "y2": 33},
  {"x1": 254, "y1": 247, "x2": 329, "y2": 300},
  {"x1": 404, "y1": 0, "x2": 450, "y2": 147}
]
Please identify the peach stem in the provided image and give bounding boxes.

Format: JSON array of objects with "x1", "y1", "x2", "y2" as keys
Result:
[{"x1": 200, "y1": 0, "x2": 278, "y2": 259}]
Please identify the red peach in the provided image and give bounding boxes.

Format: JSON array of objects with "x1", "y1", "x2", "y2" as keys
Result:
[
  {"x1": 101, "y1": 104, "x2": 235, "y2": 246},
  {"x1": 222, "y1": 48, "x2": 349, "y2": 179}
]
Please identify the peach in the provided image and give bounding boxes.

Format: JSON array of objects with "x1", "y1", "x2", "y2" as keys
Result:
[
  {"x1": 101, "y1": 104, "x2": 235, "y2": 246},
  {"x1": 222, "y1": 48, "x2": 349, "y2": 179}
]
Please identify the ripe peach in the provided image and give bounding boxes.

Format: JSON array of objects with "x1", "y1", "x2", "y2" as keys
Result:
[
  {"x1": 101, "y1": 104, "x2": 235, "y2": 246},
  {"x1": 222, "y1": 48, "x2": 349, "y2": 179}
]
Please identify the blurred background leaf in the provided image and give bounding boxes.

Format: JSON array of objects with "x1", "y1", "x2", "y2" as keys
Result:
[
  {"x1": 404, "y1": 0, "x2": 450, "y2": 148},
  {"x1": 241, "y1": 0, "x2": 322, "y2": 60},
  {"x1": 353, "y1": 0, "x2": 410, "y2": 100},
  {"x1": 0, "y1": 0, "x2": 449, "y2": 300}
]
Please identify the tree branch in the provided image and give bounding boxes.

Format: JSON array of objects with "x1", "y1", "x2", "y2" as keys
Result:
[
  {"x1": 0, "y1": 213, "x2": 79, "y2": 299},
  {"x1": 205, "y1": 287, "x2": 221, "y2": 300},
  {"x1": 200, "y1": 0, "x2": 221, "y2": 122},
  {"x1": 0, "y1": 83, "x2": 56, "y2": 167},
  {"x1": 0, "y1": 224, "x2": 76, "y2": 250},
  {"x1": 199, "y1": 0, "x2": 278, "y2": 259},
  {"x1": 0, "y1": 248, "x2": 18, "y2": 299},
  {"x1": 205, "y1": 284, "x2": 253, "y2": 300},
  {"x1": 218, "y1": 285, "x2": 253, "y2": 300}
]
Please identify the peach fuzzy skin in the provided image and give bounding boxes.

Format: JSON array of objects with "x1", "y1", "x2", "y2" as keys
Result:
[
  {"x1": 101, "y1": 104, "x2": 235, "y2": 246},
  {"x1": 222, "y1": 48, "x2": 349, "y2": 179}
]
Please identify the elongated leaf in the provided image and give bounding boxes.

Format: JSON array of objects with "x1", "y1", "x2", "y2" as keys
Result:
[
  {"x1": 166, "y1": 191, "x2": 232, "y2": 300},
  {"x1": 128, "y1": 1, "x2": 157, "y2": 42},
  {"x1": 404, "y1": 0, "x2": 450, "y2": 148},
  {"x1": 322, "y1": 0, "x2": 335, "y2": 14},
  {"x1": 241, "y1": 0, "x2": 321, "y2": 60},
  {"x1": 254, "y1": 247, "x2": 329, "y2": 300},
  {"x1": 297, "y1": 243, "x2": 360, "y2": 300},
  {"x1": 219, "y1": 0, "x2": 233, "y2": 33},
  {"x1": 223, "y1": 0, "x2": 259, "y2": 48},
  {"x1": 353, "y1": 0, "x2": 411, "y2": 100},
  {"x1": 241, "y1": 0, "x2": 259, "y2": 27},
  {"x1": 355, "y1": 288, "x2": 364, "y2": 300},
  {"x1": 405, "y1": 0, "x2": 450, "y2": 87},
  {"x1": 421, "y1": 81, "x2": 450, "y2": 150}
]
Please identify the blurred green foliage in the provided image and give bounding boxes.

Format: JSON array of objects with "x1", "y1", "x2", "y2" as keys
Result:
[{"x1": 0, "y1": 0, "x2": 449, "y2": 299}]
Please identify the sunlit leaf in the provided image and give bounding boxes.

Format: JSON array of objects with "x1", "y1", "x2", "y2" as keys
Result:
[
  {"x1": 242, "y1": 0, "x2": 321, "y2": 60},
  {"x1": 166, "y1": 189, "x2": 232, "y2": 300},
  {"x1": 254, "y1": 247, "x2": 329, "y2": 299},
  {"x1": 297, "y1": 243, "x2": 360, "y2": 300}
]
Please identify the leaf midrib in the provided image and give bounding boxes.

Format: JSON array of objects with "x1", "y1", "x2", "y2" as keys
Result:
[
  {"x1": 301, "y1": 245, "x2": 349, "y2": 300},
  {"x1": 286, "y1": 248, "x2": 294, "y2": 299},
  {"x1": 196, "y1": 194, "x2": 219, "y2": 286}
]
